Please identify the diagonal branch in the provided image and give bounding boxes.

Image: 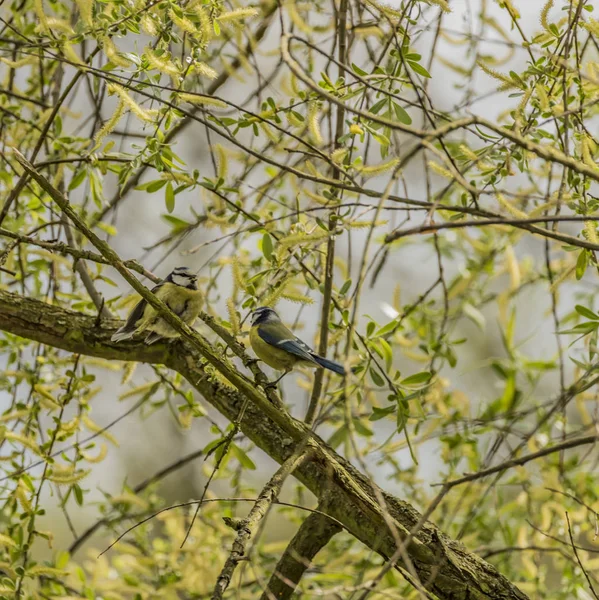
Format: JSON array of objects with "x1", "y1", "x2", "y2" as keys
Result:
[
  {"x1": 212, "y1": 449, "x2": 309, "y2": 600},
  {"x1": 259, "y1": 506, "x2": 342, "y2": 600}
]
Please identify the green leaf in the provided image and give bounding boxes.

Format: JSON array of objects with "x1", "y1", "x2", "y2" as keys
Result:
[
  {"x1": 165, "y1": 182, "x2": 175, "y2": 213},
  {"x1": 353, "y1": 418, "x2": 373, "y2": 437},
  {"x1": 377, "y1": 338, "x2": 393, "y2": 372},
  {"x1": 407, "y1": 60, "x2": 431, "y2": 78},
  {"x1": 393, "y1": 103, "x2": 412, "y2": 125},
  {"x1": 575, "y1": 304, "x2": 599, "y2": 320},
  {"x1": 339, "y1": 279, "x2": 352, "y2": 295},
  {"x1": 374, "y1": 319, "x2": 398, "y2": 338},
  {"x1": 400, "y1": 371, "x2": 432, "y2": 387},
  {"x1": 68, "y1": 168, "x2": 87, "y2": 191},
  {"x1": 144, "y1": 179, "x2": 167, "y2": 193},
  {"x1": 231, "y1": 444, "x2": 256, "y2": 470},
  {"x1": 369, "y1": 367, "x2": 385, "y2": 387},
  {"x1": 328, "y1": 425, "x2": 348, "y2": 449},
  {"x1": 262, "y1": 232, "x2": 273, "y2": 261},
  {"x1": 351, "y1": 62, "x2": 368, "y2": 76},
  {"x1": 576, "y1": 250, "x2": 589, "y2": 280},
  {"x1": 369, "y1": 405, "x2": 396, "y2": 421}
]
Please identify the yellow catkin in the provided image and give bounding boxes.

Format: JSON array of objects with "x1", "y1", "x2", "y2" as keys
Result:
[
  {"x1": 353, "y1": 25, "x2": 383, "y2": 38},
  {"x1": 287, "y1": 2, "x2": 313, "y2": 33},
  {"x1": 16, "y1": 481, "x2": 32, "y2": 512},
  {"x1": 82, "y1": 414, "x2": 119, "y2": 446},
  {"x1": 496, "y1": 193, "x2": 528, "y2": 219},
  {"x1": 47, "y1": 468, "x2": 90, "y2": 485},
  {"x1": 59, "y1": 417, "x2": 79, "y2": 434},
  {"x1": 356, "y1": 157, "x2": 400, "y2": 177},
  {"x1": 540, "y1": 0, "x2": 554, "y2": 30},
  {"x1": 517, "y1": 86, "x2": 533, "y2": 114},
  {"x1": 169, "y1": 8, "x2": 197, "y2": 34},
  {"x1": 0, "y1": 409, "x2": 29, "y2": 423},
  {"x1": 0, "y1": 56, "x2": 37, "y2": 68},
  {"x1": 122, "y1": 362, "x2": 137, "y2": 385},
  {"x1": 4, "y1": 431, "x2": 40, "y2": 453},
  {"x1": 74, "y1": 0, "x2": 93, "y2": 26},
  {"x1": 101, "y1": 36, "x2": 131, "y2": 68},
  {"x1": 42, "y1": 18, "x2": 74, "y2": 33},
  {"x1": 307, "y1": 100, "x2": 323, "y2": 146},
  {"x1": 214, "y1": 144, "x2": 228, "y2": 180},
  {"x1": 33, "y1": 0, "x2": 49, "y2": 31},
  {"x1": 217, "y1": 7, "x2": 258, "y2": 22},
  {"x1": 349, "y1": 219, "x2": 388, "y2": 228},
  {"x1": 536, "y1": 83, "x2": 550, "y2": 111},
  {"x1": 0, "y1": 534, "x2": 16, "y2": 548},
  {"x1": 107, "y1": 84, "x2": 158, "y2": 122},
  {"x1": 232, "y1": 257, "x2": 247, "y2": 292},
  {"x1": 331, "y1": 148, "x2": 348, "y2": 164},
  {"x1": 505, "y1": 245, "x2": 521, "y2": 290},
  {"x1": 194, "y1": 62, "x2": 218, "y2": 79},
  {"x1": 94, "y1": 99, "x2": 125, "y2": 147},
  {"x1": 428, "y1": 0, "x2": 450, "y2": 11},
  {"x1": 140, "y1": 14, "x2": 158, "y2": 36},
  {"x1": 278, "y1": 231, "x2": 329, "y2": 248},
  {"x1": 192, "y1": 5, "x2": 213, "y2": 43},
  {"x1": 459, "y1": 144, "x2": 480, "y2": 163},
  {"x1": 286, "y1": 111, "x2": 304, "y2": 128},
  {"x1": 581, "y1": 17, "x2": 599, "y2": 38},
  {"x1": 178, "y1": 93, "x2": 227, "y2": 109},
  {"x1": 226, "y1": 298, "x2": 240, "y2": 334},
  {"x1": 61, "y1": 42, "x2": 84, "y2": 66},
  {"x1": 281, "y1": 290, "x2": 314, "y2": 304},
  {"x1": 585, "y1": 221, "x2": 599, "y2": 245},
  {"x1": 161, "y1": 171, "x2": 195, "y2": 184},
  {"x1": 262, "y1": 282, "x2": 289, "y2": 307},
  {"x1": 428, "y1": 160, "x2": 454, "y2": 180},
  {"x1": 501, "y1": 0, "x2": 520, "y2": 19},
  {"x1": 477, "y1": 60, "x2": 520, "y2": 90},
  {"x1": 80, "y1": 443, "x2": 108, "y2": 463},
  {"x1": 303, "y1": 188, "x2": 332, "y2": 205},
  {"x1": 581, "y1": 136, "x2": 599, "y2": 171},
  {"x1": 144, "y1": 47, "x2": 180, "y2": 78},
  {"x1": 258, "y1": 121, "x2": 279, "y2": 143}
]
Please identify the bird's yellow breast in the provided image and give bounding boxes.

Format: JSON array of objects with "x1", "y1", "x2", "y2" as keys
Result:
[
  {"x1": 139, "y1": 285, "x2": 202, "y2": 332},
  {"x1": 249, "y1": 327, "x2": 299, "y2": 371}
]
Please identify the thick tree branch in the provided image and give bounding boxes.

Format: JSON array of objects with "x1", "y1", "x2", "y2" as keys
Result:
[
  {"x1": 0, "y1": 289, "x2": 529, "y2": 600},
  {"x1": 259, "y1": 507, "x2": 342, "y2": 600}
]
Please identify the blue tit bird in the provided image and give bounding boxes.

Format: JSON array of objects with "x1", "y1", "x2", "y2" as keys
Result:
[
  {"x1": 111, "y1": 266, "x2": 202, "y2": 345},
  {"x1": 249, "y1": 306, "x2": 347, "y2": 385}
]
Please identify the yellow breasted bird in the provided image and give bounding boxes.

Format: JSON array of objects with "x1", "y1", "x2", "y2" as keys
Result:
[
  {"x1": 111, "y1": 266, "x2": 202, "y2": 345},
  {"x1": 249, "y1": 306, "x2": 347, "y2": 385}
]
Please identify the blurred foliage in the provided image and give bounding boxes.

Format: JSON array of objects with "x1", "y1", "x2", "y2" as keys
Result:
[{"x1": 1, "y1": 0, "x2": 599, "y2": 597}]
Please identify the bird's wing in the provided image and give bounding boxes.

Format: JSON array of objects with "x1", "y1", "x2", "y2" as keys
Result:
[
  {"x1": 115, "y1": 283, "x2": 163, "y2": 332},
  {"x1": 257, "y1": 322, "x2": 318, "y2": 364}
]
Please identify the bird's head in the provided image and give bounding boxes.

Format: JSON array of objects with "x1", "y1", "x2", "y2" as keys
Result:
[
  {"x1": 250, "y1": 306, "x2": 279, "y2": 326},
  {"x1": 167, "y1": 266, "x2": 198, "y2": 290}
]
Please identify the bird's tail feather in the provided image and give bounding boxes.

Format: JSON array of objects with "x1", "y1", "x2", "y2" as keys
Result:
[
  {"x1": 111, "y1": 328, "x2": 134, "y2": 343},
  {"x1": 312, "y1": 354, "x2": 346, "y2": 375},
  {"x1": 144, "y1": 332, "x2": 163, "y2": 345}
]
